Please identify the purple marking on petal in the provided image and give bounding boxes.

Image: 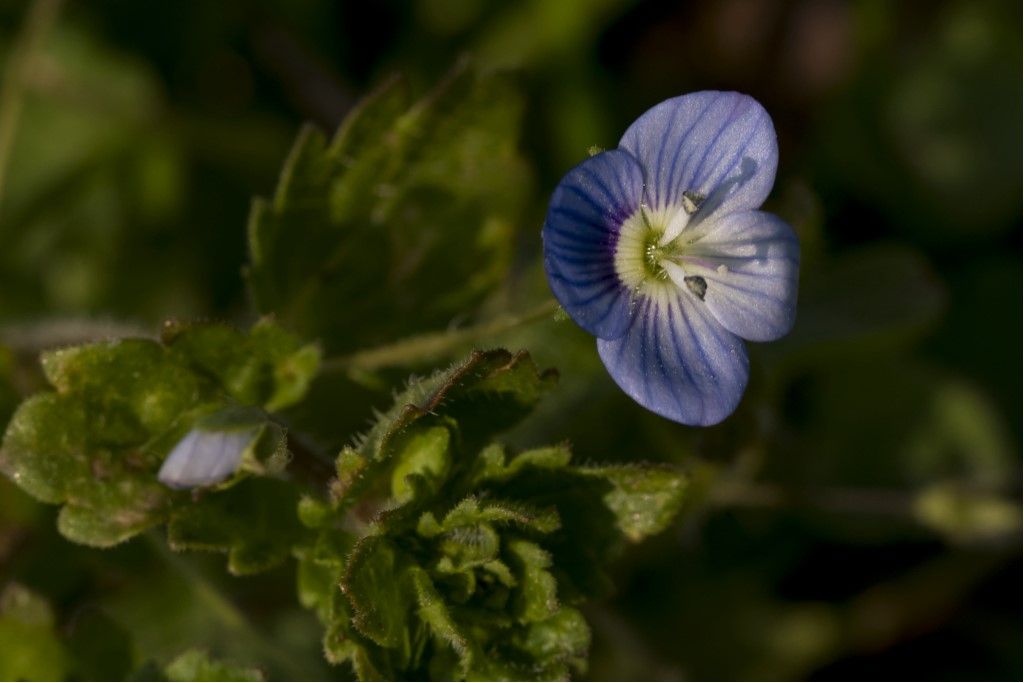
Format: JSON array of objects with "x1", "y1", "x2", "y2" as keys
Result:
[
  {"x1": 597, "y1": 291, "x2": 749, "y2": 426},
  {"x1": 158, "y1": 428, "x2": 257, "y2": 489},
  {"x1": 619, "y1": 92, "x2": 777, "y2": 221},
  {"x1": 542, "y1": 149, "x2": 645, "y2": 340},
  {"x1": 684, "y1": 210, "x2": 800, "y2": 342}
]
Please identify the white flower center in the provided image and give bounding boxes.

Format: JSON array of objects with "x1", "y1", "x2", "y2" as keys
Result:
[{"x1": 613, "y1": 193, "x2": 709, "y2": 300}]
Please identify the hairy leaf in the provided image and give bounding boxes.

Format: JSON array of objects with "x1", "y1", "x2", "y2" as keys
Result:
[{"x1": 0, "y1": 320, "x2": 318, "y2": 557}]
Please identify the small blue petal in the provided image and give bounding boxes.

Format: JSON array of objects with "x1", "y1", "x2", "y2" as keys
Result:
[
  {"x1": 542, "y1": 149, "x2": 644, "y2": 340},
  {"x1": 158, "y1": 428, "x2": 257, "y2": 489},
  {"x1": 682, "y1": 210, "x2": 800, "y2": 342},
  {"x1": 596, "y1": 291, "x2": 749, "y2": 426},
  {"x1": 619, "y1": 91, "x2": 777, "y2": 220}
]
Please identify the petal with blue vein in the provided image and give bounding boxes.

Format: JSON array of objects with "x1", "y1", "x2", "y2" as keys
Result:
[
  {"x1": 682, "y1": 210, "x2": 800, "y2": 342},
  {"x1": 158, "y1": 428, "x2": 257, "y2": 489},
  {"x1": 596, "y1": 290, "x2": 749, "y2": 425},
  {"x1": 618, "y1": 91, "x2": 777, "y2": 220},
  {"x1": 542, "y1": 149, "x2": 644, "y2": 340}
]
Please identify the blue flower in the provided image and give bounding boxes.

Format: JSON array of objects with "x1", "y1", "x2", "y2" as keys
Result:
[{"x1": 542, "y1": 91, "x2": 799, "y2": 426}]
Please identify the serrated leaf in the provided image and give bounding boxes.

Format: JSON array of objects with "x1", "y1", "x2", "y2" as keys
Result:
[
  {"x1": 164, "y1": 649, "x2": 264, "y2": 682},
  {"x1": 246, "y1": 62, "x2": 530, "y2": 355},
  {"x1": 0, "y1": 320, "x2": 317, "y2": 551}
]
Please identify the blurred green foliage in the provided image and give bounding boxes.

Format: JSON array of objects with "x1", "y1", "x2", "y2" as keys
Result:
[{"x1": 0, "y1": 0, "x2": 1019, "y2": 680}]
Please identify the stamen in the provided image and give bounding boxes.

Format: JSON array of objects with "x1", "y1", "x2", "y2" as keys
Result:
[{"x1": 658, "y1": 209, "x2": 690, "y2": 247}]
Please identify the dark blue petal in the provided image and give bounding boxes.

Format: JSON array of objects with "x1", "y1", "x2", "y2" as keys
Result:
[
  {"x1": 596, "y1": 291, "x2": 749, "y2": 426},
  {"x1": 158, "y1": 428, "x2": 257, "y2": 489},
  {"x1": 683, "y1": 210, "x2": 800, "y2": 342},
  {"x1": 542, "y1": 149, "x2": 644, "y2": 340},
  {"x1": 618, "y1": 91, "x2": 777, "y2": 221}
]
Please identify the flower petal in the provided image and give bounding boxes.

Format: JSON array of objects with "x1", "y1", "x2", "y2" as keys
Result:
[
  {"x1": 158, "y1": 428, "x2": 256, "y2": 489},
  {"x1": 597, "y1": 290, "x2": 749, "y2": 426},
  {"x1": 618, "y1": 91, "x2": 777, "y2": 220},
  {"x1": 543, "y1": 149, "x2": 644, "y2": 340},
  {"x1": 682, "y1": 210, "x2": 800, "y2": 342}
]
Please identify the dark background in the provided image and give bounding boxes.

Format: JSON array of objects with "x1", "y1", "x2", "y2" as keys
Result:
[{"x1": 0, "y1": 0, "x2": 1020, "y2": 679}]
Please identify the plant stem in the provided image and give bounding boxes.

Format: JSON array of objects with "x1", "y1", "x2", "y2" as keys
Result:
[
  {"x1": 321, "y1": 298, "x2": 561, "y2": 373},
  {"x1": 0, "y1": 0, "x2": 63, "y2": 212}
]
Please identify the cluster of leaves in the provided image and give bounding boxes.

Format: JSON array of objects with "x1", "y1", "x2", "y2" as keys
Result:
[
  {"x1": 247, "y1": 59, "x2": 530, "y2": 355},
  {"x1": 296, "y1": 350, "x2": 686, "y2": 679},
  {"x1": 0, "y1": 319, "x2": 318, "y2": 572}
]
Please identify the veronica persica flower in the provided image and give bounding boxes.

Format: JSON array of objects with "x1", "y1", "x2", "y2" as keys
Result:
[{"x1": 542, "y1": 91, "x2": 799, "y2": 425}]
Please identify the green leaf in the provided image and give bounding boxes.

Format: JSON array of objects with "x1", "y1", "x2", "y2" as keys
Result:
[
  {"x1": 160, "y1": 318, "x2": 321, "y2": 411},
  {"x1": 166, "y1": 478, "x2": 306, "y2": 575},
  {"x1": 333, "y1": 349, "x2": 557, "y2": 510},
  {"x1": 246, "y1": 61, "x2": 530, "y2": 355},
  {"x1": 0, "y1": 320, "x2": 317, "y2": 552},
  {"x1": 0, "y1": 583, "x2": 68, "y2": 681},
  {"x1": 580, "y1": 464, "x2": 688, "y2": 542},
  {"x1": 164, "y1": 649, "x2": 264, "y2": 682},
  {"x1": 294, "y1": 350, "x2": 687, "y2": 680},
  {"x1": 506, "y1": 538, "x2": 559, "y2": 623},
  {"x1": 342, "y1": 536, "x2": 415, "y2": 652}
]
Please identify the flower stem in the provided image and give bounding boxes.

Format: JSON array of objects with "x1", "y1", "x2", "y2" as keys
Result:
[{"x1": 321, "y1": 298, "x2": 561, "y2": 373}]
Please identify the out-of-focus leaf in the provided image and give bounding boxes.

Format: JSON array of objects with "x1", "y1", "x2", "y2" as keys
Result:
[
  {"x1": 0, "y1": 583, "x2": 68, "y2": 681},
  {"x1": 579, "y1": 464, "x2": 689, "y2": 542},
  {"x1": 65, "y1": 609, "x2": 135, "y2": 681},
  {"x1": 913, "y1": 483, "x2": 1020, "y2": 543},
  {"x1": 246, "y1": 61, "x2": 530, "y2": 355},
  {"x1": 164, "y1": 648, "x2": 264, "y2": 682}
]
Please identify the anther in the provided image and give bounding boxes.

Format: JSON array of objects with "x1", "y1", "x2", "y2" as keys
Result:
[
  {"x1": 684, "y1": 275, "x2": 707, "y2": 301},
  {"x1": 681, "y1": 190, "x2": 705, "y2": 214}
]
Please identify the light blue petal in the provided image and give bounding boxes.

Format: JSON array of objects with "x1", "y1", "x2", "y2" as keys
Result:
[
  {"x1": 542, "y1": 149, "x2": 644, "y2": 340},
  {"x1": 597, "y1": 291, "x2": 749, "y2": 426},
  {"x1": 158, "y1": 428, "x2": 257, "y2": 489},
  {"x1": 683, "y1": 210, "x2": 800, "y2": 342},
  {"x1": 618, "y1": 91, "x2": 777, "y2": 220}
]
